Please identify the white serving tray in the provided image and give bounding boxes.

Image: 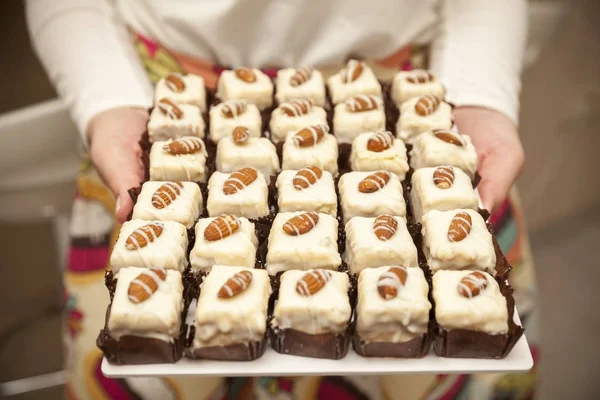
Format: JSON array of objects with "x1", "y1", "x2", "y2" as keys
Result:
[{"x1": 102, "y1": 313, "x2": 532, "y2": 377}]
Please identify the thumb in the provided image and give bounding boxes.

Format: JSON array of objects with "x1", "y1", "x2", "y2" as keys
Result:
[{"x1": 477, "y1": 149, "x2": 522, "y2": 213}]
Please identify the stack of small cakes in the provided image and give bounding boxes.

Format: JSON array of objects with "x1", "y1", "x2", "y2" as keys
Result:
[{"x1": 98, "y1": 63, "x2": 522, "y2": 366}]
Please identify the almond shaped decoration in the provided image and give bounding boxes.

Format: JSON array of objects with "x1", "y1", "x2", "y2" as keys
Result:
[
  {"x1": 165, "y1": 73, "x2": 186, "y2": 92},
  {"x1": 340, "y1": 59, "x2": 364, "y2": 83},
  {"x1": 218, "y1": 270, "x2": 253, "y2": 299},
  {"x1": 289, "y1": 67, "x2": 313, "y2": 87},
  {"x1": 433, "y1": 129, "x2": 464, "y2": 147},
  {"x1": 280, "y1": 98, "x2": 313, "y2": 117},
  {"x1": 125, "y1": 223, "x2": 164, "y2": 250},
  {"x1": 296, "y1": 270, "x2": 332, "y2": 297},
  {"x1": 283, "y1": 212, "x2": 319, "y2": 236},
  {"x1": 157, "y1": 98, "x2": 184, "y2": 120},
  {"x1": 151, "y1": 182, "x2": 184, "y2": 209},
  {"x1": 457, "y1": 271, "x2": 489, "y2": 298},
  {"x1": 235, "y1": 67, "x2": 257, "y2": 83},
  {"x1": 292, "y1": 124, "x2": 328, "y2": 147},
  {"x1": 293, "y1": 166, "x2": 323, "y2": 190},
  {"x1": 406, "y1": 70, "x2": 434, "y2": 84},
  {"x1": 373, "y1": 215, "x2": 398, "y2": 241},
  {"x1": 358, "y1": 171, "x2": 391, "y2": 193},
  {"x1": 345, "y1": 94, "x2": 380, "y2": 113},
  {"x1": 447, "y1": 211, "x2": 473, "y2": 242},
  {"x1": 163, "y1": 137, "x2": 204, "y2": 155},
  {"x1": 377, "y1": 266, "x2": 408, "y2": 300},
  {"x1": 204, "y1": 214, "x2": 241, "y2": 241},
  {"x1": 232, "y1": 126, "x2": 250, "y2": 145},
  {"x1": 433, "y1": 166, "x2": 455, "y2": 189},
  {"x1": 128, "y1": 268, "x2": 167, "y2": 304},
  {"x1": 223, "y1": 167, "x2": 258, "y2": 195},
  {"x1": 366, "y1": 131, "x2": 394, "y2": 152},
  {"x1": 221, "y1": 100, "x2": 247, "y2": 118},
  {"x1": 415, "y1": 95, "x2": 441, "y2": 116}
]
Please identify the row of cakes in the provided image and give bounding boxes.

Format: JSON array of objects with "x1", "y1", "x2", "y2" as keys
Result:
[
  {"x1": 149, "y1": 60, "x2": 452, "y2": 146},
  {"x1": 100, "y1": 165, "x2": 521, "y2": 363}
]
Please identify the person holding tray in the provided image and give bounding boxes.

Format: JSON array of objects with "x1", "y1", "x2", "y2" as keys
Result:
[{"x1": 26, "y1": 0, "x2": 537, "y2": 399}]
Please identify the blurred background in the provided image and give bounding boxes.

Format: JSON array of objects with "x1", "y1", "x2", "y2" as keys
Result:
[{"x1": 0, "y1": 0, "x2": 598, "y2": 399}]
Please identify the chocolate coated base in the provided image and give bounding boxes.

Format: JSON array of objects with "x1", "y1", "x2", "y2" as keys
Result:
[
  {"x1": 433, "y1": 324, "x2": 524, "y2": 359},
  {"x1": 269, "y1": 328, "x2": 351, "y2": 360},
  {"x1": 352, "y1": 333, "x2": 432, "y2": 358},
  {"x1": 185, "y1": 339, "x2": 267, "y2": 361},
  {"x1": 97, "y1": 331, "x2": 182, "y2": 365}
]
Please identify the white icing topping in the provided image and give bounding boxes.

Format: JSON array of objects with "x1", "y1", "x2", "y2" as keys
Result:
[
  {"x1": 282, "y1": 131, "x2": 339, "y2": 175},
  {"x1": 327, "y1": 63, "x2": 382, "y2": 104},
  {"x1": 275, "y1": 68, "x2": 326, "y2": 107},
  {"x1": 349, "y1": 132, "x2": 409, "y2": 179},
  {"x1": 276, "y1": 169, "x2": 337, "y2": 216},
  {"x1": 397, "y1": 96, "x2": 453, "y2": 143},
  {"x1": 148, "y1": 102, "x2": 205, "y2": 142},
  {"x1": 409, "y1": 167, "x2": 478, "y2": 222},
  {"x1": 272, "y1": 269, "x2": 351, "y2": 335},
  {"x1": 154, "y1": 73, "x2": 207, "y2": 112},
  {"x1": 207, "y1": 171, "x2": 270, "y2": 219},
  {"x1": 344, "y1": 216, "x2": 417, "y2": 275},
  {"x1": 216, "y1": 69, "x2": 274, "y2": 110},
  {"x1": 149, "y1": 139, "x2": 208, "y2": 182},
  {"x1": 209, "y1": 101, "x2": 262, "y2": 143},
  {"x1": 266, "y1": 212, "x2": 341, "y2": 275},
  {"x1": 357, "y1": 266, "x2": 431, "y2": 343},
  {"x1": 269, "y1": 103, "x2": 327, "y2": 142},
  {"x1": 110, "y1": 219, "x2": 188, "y2": 274},
  {"x1": 333, "y1": 98, "x2": 385, "y2": 144},
  {"x1": 432, "y1": 270, "x2": 508, "y2": 334},
  {"x1": 409, "y1": 130, "x2": 478, "y2": 179},
  {"x1": 216, "y1": 136, "x2": 280, "y2": 177},
  {"x1": 421, "y1": 209, "x2": 496, "y2": 272},
  {"x1": 338, "y1": 171, "x2": 406, "y2": 224},
  {"x1": 190, "y1": 217, "x2": 258, "y2": 272},
  {"x1": 390, "y1": 70, "x2": 446, "y2": 106},
  {"x1": 108, "y1": 267, "x2": 183, "y2": 338}
]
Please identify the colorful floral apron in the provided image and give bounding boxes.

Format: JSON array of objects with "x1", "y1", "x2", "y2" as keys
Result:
[{"x1": 63, "y1": 33, "x2": 538, "y2": 400}]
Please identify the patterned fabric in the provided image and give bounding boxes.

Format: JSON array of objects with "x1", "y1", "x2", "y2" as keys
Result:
[{"x1": 62, "y1": 33, "x2": 538, "y2": 400}]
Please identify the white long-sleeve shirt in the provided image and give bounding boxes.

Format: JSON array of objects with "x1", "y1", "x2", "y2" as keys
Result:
[{"x1": 26, "y1": 0, "x2": 527, "y2": 140}]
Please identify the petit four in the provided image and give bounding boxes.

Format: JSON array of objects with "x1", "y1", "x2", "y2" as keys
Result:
[
  {"x1": 102, "y1": 266, "x2": 184, "y2": 364},
  {"x1": 276, "y1": 168, "x2": 337, "y2": 216},
  {"x1": 269, "y1": 98, "x2": 328, "y2": 142},
  {"x1": 333, "y1": 94, "x2": 386, "y2": 143},
  {"x1": 397, "y1": 95, "x2": 453, "y2": 143},
  {"x1": 149, "y1": 137, "x2": 208, "y2": 182},
  {"x1": 209, "y1": 100, "x2": 262, "y2": 143},
  {"x1": 266, "y1": 212, "x2": 341, "y2": 275},
  {"x1": 354, "y1": 266, "x2": 431, "y2": 357},
  {"x1": 190, "y1": 215, "x2": 258, "y2": 272},
  {"x1": 217, "y1": 68, "x2": 274, "y2": 110},
  {"x1": 344, "y1": 215, "x2": 417, "y2": 275},
  {"x1": 131, "y1": 181, "x2": 203, "y2": 229},
  {"x1": 188, "y1": 265, "x2": 271, "y2": 360},
  {"x1": 154, "y1": 72, "x2": 207, "y2": 111},
  {"x1": 410, "y1": 166, "x2": 479, "y2": 222},
  {"x1": 109, "y1": 219, "x2": 188, "y2": 274},
  {"x1": 338, "y1": 171, "x2": 406, "y2": 223},
  {"x1": 390, "y1": 69, "x2": 446, "y2": 106},
  {"x1": 276, "y1": 67, "x2": 326, "y2": 107},
  {"x1": 148, "y1": 98, "x2": 205, "y2": 142},
  {"x1": 409, "y1": 129, "x2": 478, "y2": 179},
  {"x1": 327, "y1": 60, "x2": 382, "y2": 104},
  {"x1": 216, "y1": 130, "x2": 280, "y2": 177},
  {"x1": 281, "y1": 125, "x2": 339, "y2": 176},
  {"x1": 206, "y1": 168, "x2": 270, "y2": 219},
  {"x1": 421, "y1": 209, "x2": 496, "y2": 273},
  {"x1": 350, "y1": 131, "x2": 409, "y2": 179},
  {"x1": 270, "y1": 269, "x2": 352, "y2": 359}
]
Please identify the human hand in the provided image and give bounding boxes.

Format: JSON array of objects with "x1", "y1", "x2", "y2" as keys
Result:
[
  {"x1": 453, "y1": 106, "x2": 525, "y2": 212},
  {"x1": 88, "y1": 107, "x2": 149, "y2": 222}
]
